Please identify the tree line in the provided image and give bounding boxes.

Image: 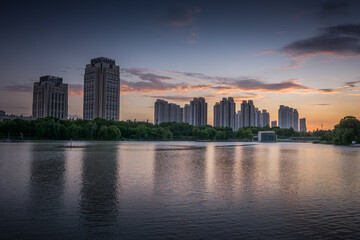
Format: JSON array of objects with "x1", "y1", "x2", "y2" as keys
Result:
[
  {"x1": 0, "y1": 116, "x2": 359, "y2": 145},
  {"x1": 319, "y1": 116, "x2": 360, "y2": 145}
]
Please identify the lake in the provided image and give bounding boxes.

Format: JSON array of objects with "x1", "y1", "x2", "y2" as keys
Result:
[{"x1": 0, "y1": 141, "x2": 359, "y2": 239}]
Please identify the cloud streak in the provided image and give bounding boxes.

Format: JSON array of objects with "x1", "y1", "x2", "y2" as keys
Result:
[
  {"x1": 122, "y1": 68, "x2": 342, "y2": 96},
  {"x1": 281, "y1": 23, "x2": 360, "y2": 68}
]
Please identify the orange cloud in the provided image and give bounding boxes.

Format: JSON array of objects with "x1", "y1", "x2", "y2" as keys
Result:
[{"x1": 69, "y1": 84, "x2": 83, "y2": 96}]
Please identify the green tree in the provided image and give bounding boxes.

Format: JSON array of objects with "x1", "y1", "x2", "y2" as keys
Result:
[{"x1": 107, "y1": 125, "x2": 121, "y2": 140}]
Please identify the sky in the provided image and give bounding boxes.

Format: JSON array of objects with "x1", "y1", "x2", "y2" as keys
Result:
[{"x1": 0, "y1": 0, "x2": 360, "y2": 130}]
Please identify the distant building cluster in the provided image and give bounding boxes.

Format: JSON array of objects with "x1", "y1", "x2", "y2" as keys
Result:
[
  {"x1": 0, "y1": 110, "x2": 33, "y2": 122},
  {"x1": 24, "y1": 56, "x2": 310, "y2": 132},
  {"x1": 234, "y1": 100, "x2": 270, "y2": 131},
  {"x1": 278, "y1": 105, "x2": 299, "y2": 131},
  {"x1": 189, "y1": 97, "x2": 208, "y2": 126},
  {"x1": 154, "y1": 99, "x2": 183, "y2": 124},
  {"x1": 155, "y1": 98, "x2": 276, "y2": 131},
  {"x1": 154, "y1": 97, "x2": 207, "y2": 126},
  {"x1": 214, "y1": 97, "x2": 236, "y2": 130}
]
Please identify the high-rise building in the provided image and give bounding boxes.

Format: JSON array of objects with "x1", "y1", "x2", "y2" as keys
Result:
[
  {"x1": 260, "y1": 109, "x2": 270, "y2": 127},
  {"x1": 169, "y1": 103, "x2": 182, "y2": 122},
  {"x1": 300, "y1": 118, "x2": 307, "y2": 132},
  {"x1": 154, "y1": 99, "x2": 169, "y2": 124},
  {"x1": 83, "y1": 57, "x2": 120, "y2": 120},
  {"x1": 213, "y1": 102, "x2": 220, "y2": 127},
  {"x1": 154, "y1": 99, "x2": 183, "y2": 124},
  {"x1": 235, "y1": 110, "x2": 241, "y2": 131},
  {"x1": 183, "y1": 104, "x2": 191, "y2": 124},
  {"x1": 240, "y1": 101, "x2": 249, "y2": 128},
  {"x1": 190, "y1": 97, "x2": 207, "y2": 126},
  {"x1": 214, "y1": 97, "x2": 235, "y2": 130},
  {"x1": 271, "y1": 120, "x2": 277, "y2": 128},
  {"x1": 238, "y1": 100, "x2": 269, "y2": 128},
  {"x1": 255, "y1": 108, "x2": 260, "y2": 127},
  {"x1": 278, "y1": 105, "x2": 299, "y2": 131},
  {"x1": 32, "y1": 75, "x2": 68, "y2": 119}
]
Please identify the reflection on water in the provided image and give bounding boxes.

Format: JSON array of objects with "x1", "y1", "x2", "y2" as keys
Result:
[
  {"x1": 80, "y1": 144, "x2": 119, "y2": 238},
  {"x1": 29, "y1": 144, "x2": 66, "y2": 212},
  {"x1": 0, "y1": 142, "x2": 359, "y2": 239}
]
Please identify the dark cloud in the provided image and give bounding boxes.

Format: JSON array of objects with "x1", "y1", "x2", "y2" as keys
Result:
[
  {"x1": 318, "y1": 0, "x2": 348, "y2": 18},
  {"x1": 121, "y1": 68, "x2": 213, "y2": 94},
  {"x1": 148, "y1": 95, "x2": 197, "y2": 102},
  {"x1": 3, "y1": 82, "x2": 83, "y2": 96},
  {"x1": 122, "y1": 68, "x2": 172, "y2": 82},
  {"x1": 3, "y1": 83, "x2": 32, "y2": 93},
  {"x1": 317, "y1": 88, "x2": 342, "y2": 93},
  {"x1": 343, "y1": 80, "x2": 360, "y2": 88},
  {"x1": 281, "y1": 24, "x2": 360, "y2": 68},
  {"x1": 219, "y1": 79, "x2": 309, "y2": 92}
]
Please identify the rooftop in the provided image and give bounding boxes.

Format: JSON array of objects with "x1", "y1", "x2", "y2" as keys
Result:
[{"x1": 91, "y1": 57, "x2": 115, "y2": 65}]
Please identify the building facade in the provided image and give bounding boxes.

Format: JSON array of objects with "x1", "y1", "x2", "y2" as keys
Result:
[
  {"x1": 237, "y1": 100, "x2": 269, "y2": 129},
  {"x1": 300, "y1": 118, "x2": 307, "y2": 132},
  {"x1": 259, "y1": 109, "x2": 270, "y2": 127},
  {"x1": 214, "y1": 97, "x2": 235, "y2": 130},
  {"x1": 278, "y1": 105, "x2": 299, "y2": 131},
  {"x1": 183, "y1": 104, "x2": 191, "y2": 124},
  {"x1": 83, "y1": 57, "x2": 120, "y2": 120},
  {"x1": 213, "y1": 102, "x2": 220, "y2": 127},
  {"x1": 271, "y1": 120, "x2": 277, "y2": 128},
  {"x1": 190, "y1": 97, "x2": 207, "y2": 126},
  {"x1": 32, "y1": 75, "x2": 68, "y2": 119},
  {"x1": 154, "y1": 99, "x2": 183, "y2": 124}
]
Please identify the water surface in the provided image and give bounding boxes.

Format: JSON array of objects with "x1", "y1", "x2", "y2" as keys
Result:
[{"x1": 0, "y1": 141, "x2": 359, "y2": 239}]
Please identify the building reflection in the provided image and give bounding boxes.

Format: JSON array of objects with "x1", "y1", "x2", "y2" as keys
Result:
[
  {"x1": 28, "y1": 144, "x2": 67, "y2": 238},
  {"x1": 79, "y1": 144, "x2": 119, "y2": 233},
  {"x1": 29, "y1": 144, "x2": 66, "y2": 212},
  {"x1": 213, "y1": 146, "x2": 236, "y2": 199},
  {"x1": 239, "y1": 146, "x2": 258, "y2": 201},
  {"x1": 278, "y1": 148, "x2": 300, "y2": 202}
]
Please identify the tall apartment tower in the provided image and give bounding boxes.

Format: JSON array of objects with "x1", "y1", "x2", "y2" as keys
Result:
[
  {"x1": 235, "y1": 110, "x2": 241, "y2": 131},
  {"x1": 278, "y1": 105, "x2": 299, "y2": 131},
  {"x1": 190, "y1": 97, "x2": 207, "y2": 126},
  {"x1": 32, "y1": 75, "x2": 68, "y2": 119},
  {"x1": 183, "y1": 104, "x2": 191, "y2": 124},
  {"x1": 214, "y1": 97, "x2": 235, "y2": 130},
  {"x1": 300, "y1": 118, "x2": 307, "y2": 132},
  {"x1": 240, "y1": 100, "x2": 256, "y2": 128},
  {"x1": 154, "y1": 99, "x2": 169, "y2": 124},
  {"x1": 260, "y1": 109, "x2": 270, "y2": 127},
  {"x1": 169, "y1": 103, "x2": 183, "y2": 122},
  {"x1": 154, "y1": 99, "x2": 183, "y2": 124},
  {"x1": 83, "y1": 57, "x2": 120, "y2": 120},
  {"x1": 213, "y1": 102, "x2": 220, "y2": 127}
]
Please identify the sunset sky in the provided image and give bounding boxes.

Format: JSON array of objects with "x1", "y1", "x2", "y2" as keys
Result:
[{"x1": 1, "y1": 0, "x2": 360, "y2": 130}]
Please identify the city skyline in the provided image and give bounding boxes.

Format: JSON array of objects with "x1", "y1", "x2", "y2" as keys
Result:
[{"x1": 1, "y1": 0, "x2": 360, "y2": 130}]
